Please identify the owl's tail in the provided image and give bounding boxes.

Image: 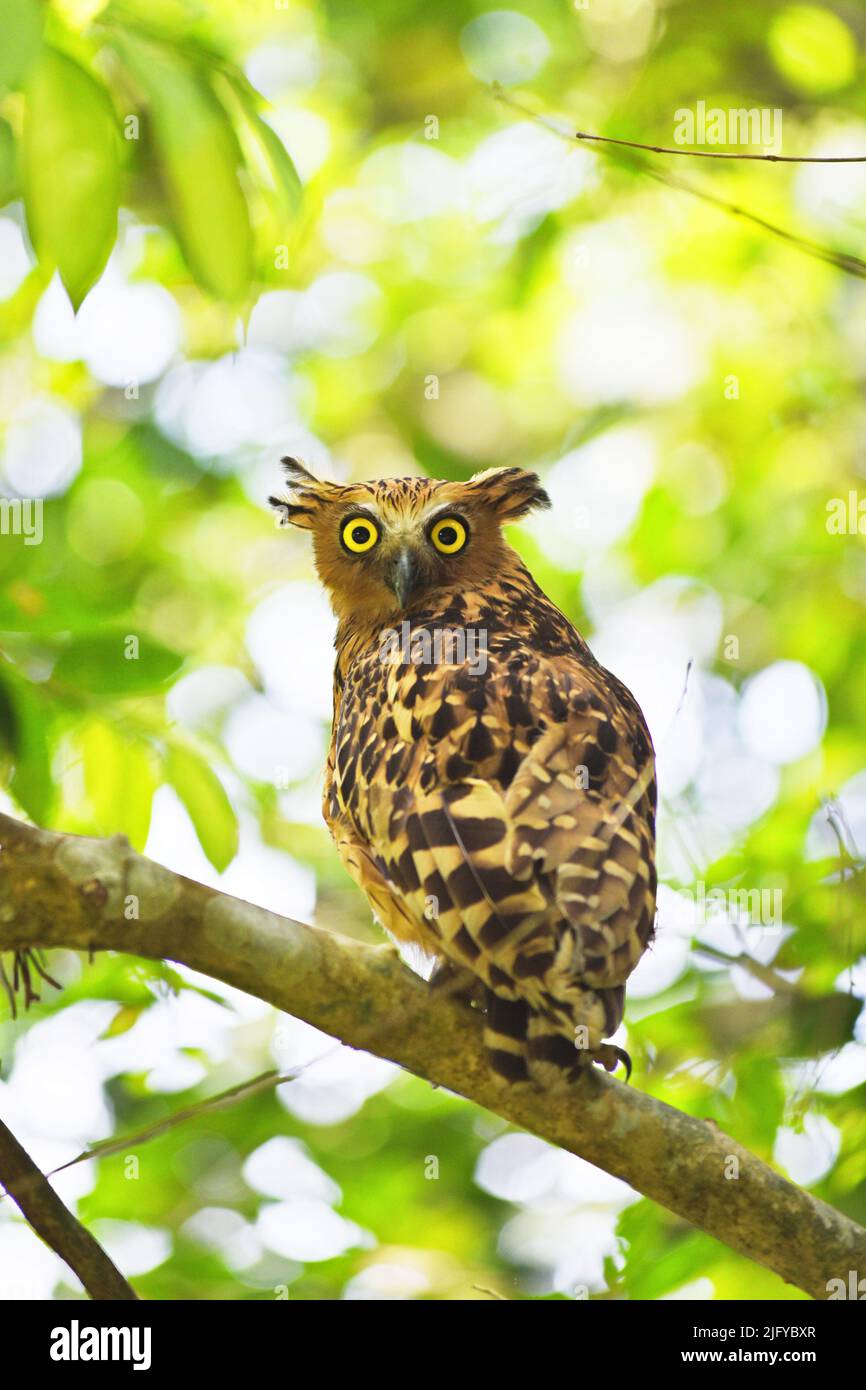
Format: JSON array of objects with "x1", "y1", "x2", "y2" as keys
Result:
[{"x1": 483, "y1": 984, "x2": 630, "y2": 1088}]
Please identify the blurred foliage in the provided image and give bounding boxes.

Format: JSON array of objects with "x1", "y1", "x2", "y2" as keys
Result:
[{"x1": 1, "y1": 0, "x2": 865, "y2": 1300}]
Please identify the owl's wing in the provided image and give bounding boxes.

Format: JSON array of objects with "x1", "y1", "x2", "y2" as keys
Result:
[
  {"x1": 362, "y1": 774, "x2": 551, "y2": 989},
  {"x1": 503, "y1": 697, "x2": 657, "y2": 989},
  {"x1": 329, "y1": 809, "x2": 425, "y2": 944},
  {"x1": 334, "y1": 646, "x2": 655, "y2": 998}
]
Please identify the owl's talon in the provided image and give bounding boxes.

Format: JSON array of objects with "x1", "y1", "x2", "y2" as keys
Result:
[{"x1": 594, "y1": 1044, "x2": 632, "y2": 1081}]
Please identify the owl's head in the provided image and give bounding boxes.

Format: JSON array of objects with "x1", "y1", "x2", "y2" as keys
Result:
[{"x1": 269, "y1": 459, "x2": 550, "y2": 622}]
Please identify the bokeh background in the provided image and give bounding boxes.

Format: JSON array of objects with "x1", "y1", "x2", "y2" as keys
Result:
[{"x1": 1, "y1": 0, "x2": 866, "y2": 1300}]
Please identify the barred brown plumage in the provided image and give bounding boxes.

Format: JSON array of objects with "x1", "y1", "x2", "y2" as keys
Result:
[{"x1": 270, "y1": 459, "x2": 657, "y2": 1087}]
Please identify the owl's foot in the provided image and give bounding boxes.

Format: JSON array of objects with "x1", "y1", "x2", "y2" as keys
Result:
[{"x1": 478, "y1": 985, "x2": 634, "y2": 1089}]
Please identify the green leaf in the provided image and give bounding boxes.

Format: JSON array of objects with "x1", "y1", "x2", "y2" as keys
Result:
[
  {"x1": 250, "y1": 111, "x2": 302, "y2": 218},
  {"x1": 223, "y1": 74, "x2": 302, "y2": 221},
  {"x1": 100, "y1": 1002, "x2": 149, "y2": 1039},
  {"x1": 0, "y1": 673, "x2": 15, "y2": 753},
  {"x1": 619, "y1": 1201, "x2": 723, "y2": 1300},
  {"x1": 0, "y1": 116, "x2": 18, "y2": 206},
  {"x1": 13, "y1": 711, "x2": 52, "y2": 821},
  {"x1": 111, "y1": 32, "x2": 253, "y2": 303},
  {"x1": 166, "y1": 745, "x2": 239, "y2": 872},
  {"x1": 22, "y1": 47, "x2": 119, "y2": 309},
  {"x1": 0, "y1": 670, "x2": 55, "y2": 822},
  {"x1": 732, "y1": 1054, "x2": 785, "y2": 1153},
  {"x1": 81, "y1": 719, "x2": 157, "y2": 848},
  {"x1": 52, "y1": 630, "x2": 183, "y2": 695},
  {"x1": 769, "y1": 5, "x2": 857, "y2": 96},
  {"x1": 0, "y1": 0, "x2": 43, "y2": 94}
]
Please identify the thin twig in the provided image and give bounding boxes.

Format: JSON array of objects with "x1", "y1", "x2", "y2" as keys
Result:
[
  {"x1": 643, "y1": 165, "x2": 866, "y2": 280},
  {"x1": 823, "y1": 795, "x2": 859, "y2": 1026},
  {"x1": 493, "y1": 87, "x2": 866, "y2": 282},
  {"x1": 492, "y1": 84, "x2": 866, "y2": 162},
  {"x1": 824, "y1": 796, "x2": 863, "y2": 876},
  {"x1": 42, "y1": 1053, "x2": 339, "y2": 1181},
  {"x1": 693, "y1": 942, "x2": 798, "y2": 995},
  {"x1": 672, "y1": 659, "x2": 693, "y2": 723}
]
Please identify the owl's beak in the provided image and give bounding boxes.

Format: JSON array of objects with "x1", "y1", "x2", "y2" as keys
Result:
[{"x1": 390, "y1": 547, "x2": 420, "y2": 608}]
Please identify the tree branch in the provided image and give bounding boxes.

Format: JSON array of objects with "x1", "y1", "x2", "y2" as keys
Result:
[
  {"x1": 1, "y1": 810, "x2": 863, "y2": 1301},
  {"x1": 0, "y1": 1116, "x2": 137, "y2": 1300}
]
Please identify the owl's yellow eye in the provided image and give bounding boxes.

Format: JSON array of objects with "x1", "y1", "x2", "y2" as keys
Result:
[
  {"x1": 430, "y1": 517, "x2": 468, "y2": 555},
  {"x1": 341, "y1": 516, "x2": 379, "y2": 553}
]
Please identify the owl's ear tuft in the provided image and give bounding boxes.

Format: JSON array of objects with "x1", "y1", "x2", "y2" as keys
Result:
[
  {"x1": 269, "y1": 457, "x2": 329, "y2": 530},
  {"x1": 466, "y1": 466, "x2": 551, "y2": 522},
  {"x1": 280, "y1": 456, "x2": 320, "y2": 486}
]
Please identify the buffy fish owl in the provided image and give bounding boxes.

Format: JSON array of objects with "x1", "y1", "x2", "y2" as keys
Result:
[{"x1": 270, "y1": 459, "x2": 657, "y2": 1086}]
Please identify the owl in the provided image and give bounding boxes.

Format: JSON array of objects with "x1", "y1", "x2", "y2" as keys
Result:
[{"x1": 270, "y1": 459, "x2": 657, "y2": 1087}]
